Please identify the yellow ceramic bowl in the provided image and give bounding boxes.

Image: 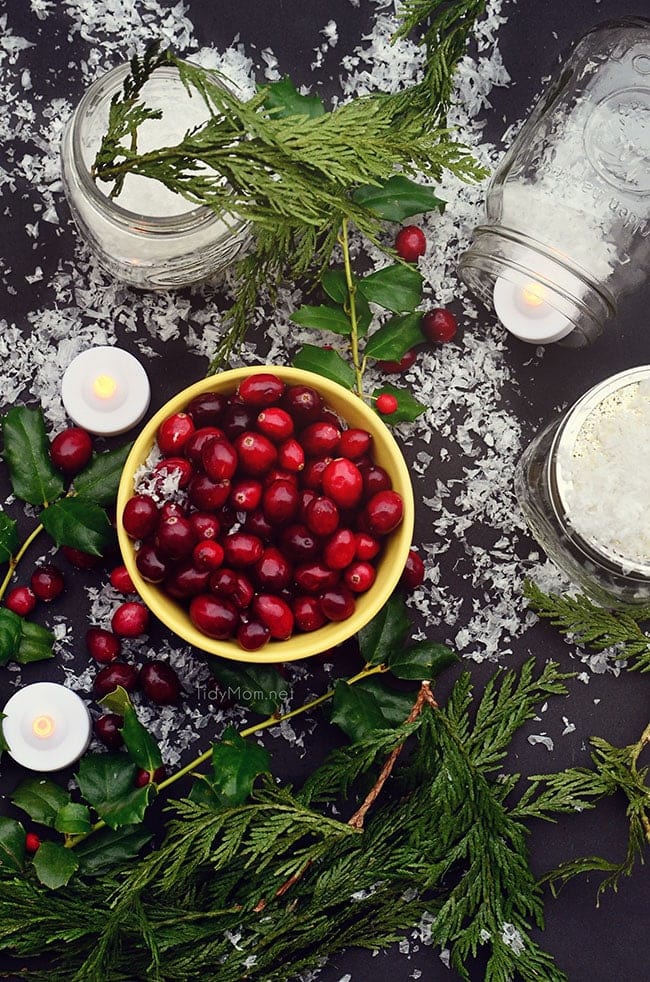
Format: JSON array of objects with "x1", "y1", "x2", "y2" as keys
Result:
[{"x1": 117, "y1": 366, "x2": 414, "y2": 662}]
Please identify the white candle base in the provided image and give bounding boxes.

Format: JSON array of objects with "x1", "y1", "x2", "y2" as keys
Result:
[
  {"x1": 62, "y1": 346, "x2": 151, "y2": 436},
  {"x1": 493, "y1": 276, "x2": 574, "y2": 344},
  {"x1": 2, "y1": 683, "x2": 92, "y2": 772}
]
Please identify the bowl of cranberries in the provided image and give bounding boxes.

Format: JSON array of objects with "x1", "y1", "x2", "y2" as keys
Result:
[{"x1": 116, "y1": 367, "x2": 414, "y2": 662}]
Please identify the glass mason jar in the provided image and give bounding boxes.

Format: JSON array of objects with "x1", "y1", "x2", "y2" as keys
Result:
[
  {"x1": 61, "y1": 61, "x2": 249, "y2": 289},
  {"x1": 459, "y1": 18, "x2": 650, "y2": 347},
  {"x1": 515, "y1": 366, "x2": 650, "y2": 605}
]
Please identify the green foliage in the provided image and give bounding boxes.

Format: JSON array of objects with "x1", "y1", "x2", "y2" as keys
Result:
[
  {"x1": 53, "y1": 803, "x2": 92, "y2": 835},
  {"x1": 290, "y1": 304, "x2": 353, "y2": 335},
  {"x1": 0, "y1": 816, "x2": 25, "y2": 871},
  {"x1": 352, "y1": 173, "x2": 445, "y2": 221},
  {"x1": 40, "y1": 497, "x2": 113, "y2": 556},
  {"x1": 372, "y1": 382, "x2": 427, "y2": 422},
  {"x1": 358, "y1": 263, "x2": 423, "y2": 313},
  {"x1": 263, "y1": 76, "x2": 326, "y2": 119},
  {"x1": 525, "y1": 580, "x2": 650, "y2": 671},
  {"x1": 11, "y1": 778, "x2": 70, "y2": 827},
  {"x1": 209, "y1": 660, "x2": 289, "y2": 715},
  {"x1": 291, "y1": 344, "x2": 356, "y2": 389},
  {"x1": 330, "y1": 680, "x2": 389, "y2": 742},
  {"x1": 1, "y1": 407, "x2": 64, "y2": 506},
  {"x1": 0, "y1": 608, "x2": 54, "y2": 667},
  {"x1": 32, "y1": 841, "x2": 79, "y2": 889},
  {"x1": 358, "y1": 590, "x2": 411, "y2": 665},
  {"x1": 0, "y1": 509, "x2": 19, "y2": 563},
  {"x1": 364, "y1": 310, "x2": 423, "y2": 360},
  {"x1": 72, "y1": 442, "x2": 133, "y2": 506},
  {"x1": 73, "y1": 825, "x2": 153, "y2": 876},
  {"x1": 208, "y1": 726, "x2": 271, "y2": 806},
  {"x1": 76, "y1": 753, "x2": 155, "y2": 830},
  {"x1": 100, "y1": 686, "x2": 163, "y2": 774}
]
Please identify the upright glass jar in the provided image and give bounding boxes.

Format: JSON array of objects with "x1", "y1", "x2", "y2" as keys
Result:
[
  {"x1": 515, "y1": 366, "x2": 650, "y2": 605},
  {"x1": 459, "y1": 18, "x2": 650, "y2": 346},
  {"x1": 61, "y1": 62, "x2": 249, "y2": 289}
]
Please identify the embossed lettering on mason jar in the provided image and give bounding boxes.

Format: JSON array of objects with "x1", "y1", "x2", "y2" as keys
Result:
[
  {"x1": 459, "y1": 18, "x2": 650, "y2": 347},
  {"x1": 61, "y1": 62, "x2": 249, "y2": 289}
]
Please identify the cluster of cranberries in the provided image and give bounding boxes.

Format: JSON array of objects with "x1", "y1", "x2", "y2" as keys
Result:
[{"x1": 122, "y1": 373, "x2": 407, "y2": 651}]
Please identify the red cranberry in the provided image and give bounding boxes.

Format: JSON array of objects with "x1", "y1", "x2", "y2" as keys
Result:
[
  {"x1": 202, "y1": 437, "x2": 238, "y2": 481},
  {"x1": 109, "y1": 564, "x2": 136, "y2": 594},
  {"x1": 30, "y1": 564, "x2": 64, "y2": 602},
  {"x1": 294, "y1": 562, "x2": 339, "y2": 594},
  {"x1": 401, "y1": 548, "x2": 426, "y2": 589},
  {"x1": 189, "y1": 512, "x2": 221, "y2": 541},
  {"x1": 230, "y1": 572, "x2": 255, "y2": 610},
  {"x1": 25, "y1": 832, "x2": 41, "y2": 854},
  {"x1": 263, "y1": 466, "x2": 299, "y2": 489},
  {"x1": 263, "y1": 479, "x2": 299, "y2": 524},
  {"x1": 157, "y1": 412, "x2": 195, "y2": 455},
  {"x1": 305, "y1": 496, "x2": 340, "y2": 536},
  {"x1": 111, "y1": 602, "x2": 149, "y2": 637},
  {"x1": 86, "y1": 627, "x2": 121, "y2": 663},
  {"x1": 421, "y1": 307, "x2": 458, "y2": 344},
  {"x1": 209, "y1": 567, "x2": 238, "y2": 597},
  {"x1": 184, "y1": 426, "x2": 224, "y2": 465},
  {"x1": 301, "y1": 456, "x2": 332, "y2": 491},
  {"x1": 377, "y1": 350, "x2": 417, "y2": 374},
  {"x1": 5, "y1": 585, "x2": 36, "y2": 616},
  {"x1": 193, "y1": 539, "x2": 225, "y2": 571},
  {"x1": 339, "y1": 428, "x2": 372, "y2": 459},
  {"x1": 238, "y1": 372, "x2": 285, "y2": 407},
  {"x1": 298, "y1": 489, "x2": 318, "y2": 522},
  {"x1": 230, "y1": 479, "x2": 263, "y2": 511},
  {"x1": 135, "y1": 765, "x2": 166, "y2": 787},
  {"x1": 237, "y1": 620, "x2": 271, "y2": 651},
  {"x1": 278, "y1": 437, "x2": 305, "y2": 472},
  {"x1": 189, "y1": 594, "x2": 239, "y2": 639},
  {"x1": 152, "y1": 456, "x2": 193, "y2": 489},
  {"x1": 282, "y1": 384, "x2": 323, "y2": 424},
  {"x1": 301, "y1": 421, "x2": 341, "y2": 456},
  {"x1": 365, "y1": 490, "x2": 404, "y2": 535},
  {"x1": 395, "y1": 225, "x2": 426, "y2": 263},
  {"x1": 375, "y1": 393, "x2": 399, "y2": 415},
  {"x1": 188, "y1": 474, "x2": 231, "y2": 511},
  {"x1": 94, "y1": 661, "x2": 139, "y2": 696},
  {"x1": 139, "y1": 660, "x2": 181, "y2": 704},
  {"x1": 235, "y1": 431, "x2": 277, "y2": 475},
  {"x1": 49, "y1": 426, "x2": 93, "y2": 474},
  {"x1": 242, "y1": 509, "x2": 274, "y2": 540},
  {"x1": 321, "y1": 458, "x2": 363, "y2": 509},
  {"x1": 122, "y1": 494, "x2": 159, "y2": 539},
  {"x1": 165, "y1": 562, "x2": 210, "y2": 599},
  {"x1": 361, "y1": 465, "x2": 392, "y2": 498},
  {"x1": 324, "y1": 528, "x2": 356, "y2": 570},
  {"x1": 61, "y1": 545, "x2": 101, "y2": 569},
  {"x1": 155, "y1": 515, "x2": 196, "y2": 560},
  {"x1": 223, "y1": 532, "x2": 264, "y2": 567},
  {"x1": 355, "y1": 531, "x2": 381, "y2": 561},
  {"x1": 254, "y1": 546, "x2": 292, "y2": 590},
  {"x1": 279, "y1": 523, "x2": 320, "y2": 562},
  {"x1": 292, "y1": 595, "x2": 326, "y2": 632},
  {"x1": 344, "y1": 560, "x2": 376, "y2": 593},
  {"x1": 160, "y1": 501, "x2": 186, "y2": 521},
  {"x1": 94, "y1": 713, "x2": 124, "y2": 749},
  {"x1": 135, "y1": 543, "x2": 170, "y2": 583},
  {"x1": 256, "y1": 406, "x2": 294, "y2": 441},
  {"x1": 319, "y1": 586, "x2": 356, "y2": 622},
  {"x1": 185, "y1": 391, "x2": 227, "y2": 426},
  {"x1": 222, "y1": 402, "x2": 257, "y2": 439},
  {"x1": 252, "y1": 593, "x2": 294, "y2": 640}
]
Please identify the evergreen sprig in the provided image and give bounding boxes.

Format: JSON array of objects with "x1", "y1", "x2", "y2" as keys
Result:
[{"x1": 524, "y1": 580, "x2": 650, "y2": 672}]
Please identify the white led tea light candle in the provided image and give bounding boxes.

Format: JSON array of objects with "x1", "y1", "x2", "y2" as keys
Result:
[
  {"x1": 493, "y1": 276, "x2": 574, "y2": 344},
  {"x1": 2, "y1": 683, "x2": 91, "y2": 772},
  {"x1": 62, "y1": 346, "x2": 151, "y2": 436}
]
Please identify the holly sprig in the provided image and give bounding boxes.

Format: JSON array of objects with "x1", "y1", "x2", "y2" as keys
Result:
[{"x1": 0, "y1": 406, "x2": 131, "y2": 667}]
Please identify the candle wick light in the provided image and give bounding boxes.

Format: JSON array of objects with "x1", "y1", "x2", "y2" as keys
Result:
[
  {"x1": 493, "y1": 275, "x2": 574, "y2": 344},
  {"x1": 93, "y1": 374, "x2": 119, "y2": 400},
  {"x1": 61, "y1": 347, "x2": 151, "y2": 437},
  {"x1": 32, "y1": 714, "x2": 56, "y2": 739}
]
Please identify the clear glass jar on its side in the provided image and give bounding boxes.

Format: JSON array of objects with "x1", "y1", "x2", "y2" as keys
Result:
[
  {"x1": 516, "y1": 367, "x2": 650, "y2": 606},
  {"x1": 61, "y1": 62, "x2": 249, "y2": 290},
  {"x1": 459, "y1": 18, "x2": 650, "y2": 347}
]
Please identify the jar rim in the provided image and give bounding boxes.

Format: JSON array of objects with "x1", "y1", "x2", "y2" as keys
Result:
[{"x1": 70, "y1": 60, "x2": 240, "y2": 235}]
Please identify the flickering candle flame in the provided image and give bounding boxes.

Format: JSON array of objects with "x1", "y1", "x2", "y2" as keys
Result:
[
  {"x1": 493, "y1": 275, "x2": 573, "y2": 344},
  {"x1": 32, "y1": 714, "x2": 56, "y2": 739},
  {"x1": 521, "y1": 280, "x2": 545, "y2": 307},
  {"x1": 61, "y1": 347, "x2": 151, "y2": 437},
  {"x1": 92, "y1": 373, "x2": 119, "y2": 401}
]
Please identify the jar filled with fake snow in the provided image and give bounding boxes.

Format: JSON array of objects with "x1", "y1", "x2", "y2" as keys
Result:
[
  {"x1": 61, "y1": 61, "x2": 249, "y2": 289},
  {"x1": 516, "y1": 366, "x2": 650, "y2": 605},
  {"x1": 459, "y1": 18, "x2": 650, "y2": 347}
]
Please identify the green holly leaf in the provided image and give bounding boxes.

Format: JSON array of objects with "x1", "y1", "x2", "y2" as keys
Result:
[
  {"x1": 354, "y1": 678, "x2": 417, "y2": 726},
  {"x1": 1, "y1": 407, "x2": 65, "y2": 506},
  {"x1": 15, "y1": 620, "x2": 55, "y2": 664},
  {"x1": 372, "y1": 383, "x2": 427, "y2": 423},
  {"x1": 0, "y1": 714, "x2": 9, "y2": 753},
  {"x1": 263, "y1": 76, "x2": 325, "y2": 119},
  {"x1": 330, "y1": 681, "x2": 389, "y2": 742},
  {"x1": 0, "y1": 816, "x2": 25, "y2": 871},
  {"x1": 73, "y1": 442, "x2": 133, "y2": 507},
  {"x1": 355, "y1": 291, "x2": 373, "y2": 336},
  {"x1": 209, "y1": 726, "x2": 271, "y2": 806},
  {"x1": 54, "y1": 802, "x2": 92, "y2": 835},
  {"x1": 209, "y1": 661, "x2": 290, "y2": 716},
  {"x1": 40, "y1": 497, "x2": 113, "y2": 556},
  {"x1": 292, "y1": 344, "x2": 355, "y2": 390},
  {"x1": 291, "y1": 305, "x2": 351, "y2": 336},
  {"x1": 321, "y1": 269, "x2": 348, "y2": 304},
  {"x1": 0, "y1": 509, "x2": 19, "y2": 564},
  {"x1": 76, "y1": 753, "x2": 154, "y2": 829},
  {"x1": 352, "y1": 174, "x2": 446, "y2": 221},
  {"x1": 99, "y1": 687, "x2": 162, "y2": 773},
  {"x1": 388, "y1": 641, "x2": 458, "y2": 681},
  {"x1": 32, "y1": 840, "x2": 79, "y2": 889},
  {"x1": 11, "y1": 778, "x2": 70, "y2": 827},
  {"x1": 365, "y1": 312, "x2": 423, "y2": 362},
  {"x1": 0, "y1": 608, "x2": 23, "y2": 666},
  {"x1": 73, "y1": 825, "x2": 152, "y2": 876},
  {"x1": 188, "y1": 775, "x2": 221, "y2": 806},
  {"x1": 358, "y1": 264, "x2": 423, "y2": 313},
  {"x1": 358, "y1": 592, "x2": 410, "y2": 666}
]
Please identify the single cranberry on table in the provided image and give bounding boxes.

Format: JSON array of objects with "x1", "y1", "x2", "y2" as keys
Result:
[
  {"x1": 30, "y1": 564, "x2": 64, "y2": 602},
  {"x1": 395, "y1": 225, "x2": 427, "y2": 263},
  {"x1": 109, "y1": 564, "x2": 137, "y2": 594},
  {"x1": 5, "y1": 585, "x2": 37, "y2": 616},
  {"x1": 94, "y1": 713, "x2": 124, "y2": 749},
  {"x1": 139, "y1": 660, "x2": 181, "y2": 705},
  {"x1": 94, "y1": 661, "x2": 139, "y2": 696},
  {"x1": 111, "y1": 601, "x2": 150, "y2": 637},
  {"x1": 61, "y1": 545, "x2": 101, "y2": 569},
  {"x1": 421, "y1": 307, "x2": 458, "y2": 344},
  {"x1": 49, "y1": 426, "x2": 93, "y2": 474},
  {"x1": 401, "y1": 548, "x2": 426, "y2": 589},
  {"x1": 377, "y1": 350, "x2": 417, "y2": 374},
  {"x1": 86, "y1": 626, "x2": 121, "y2": 663}
]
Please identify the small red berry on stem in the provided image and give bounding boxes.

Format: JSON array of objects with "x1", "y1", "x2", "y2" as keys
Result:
[
  {"x1": 25, "y1": 832, "x2": 41, "y2": 854},
  {"x1": 421, "y1": 307, "x2": 458, "y2": 344},
  {"x1": 375, "y1": 393, "x2": 399, "y2": 416},
  {"x1": 395, "y1": 225, "x2": 427, "y2": 263}
]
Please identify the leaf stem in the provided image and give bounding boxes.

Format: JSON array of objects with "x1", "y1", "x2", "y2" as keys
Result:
[
  {"x1": 339, "y1": 218, "x2": 364, "y2": 398},
  {"x1": 0, "y1": 523, "x2": 44, "y2": 601}
]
